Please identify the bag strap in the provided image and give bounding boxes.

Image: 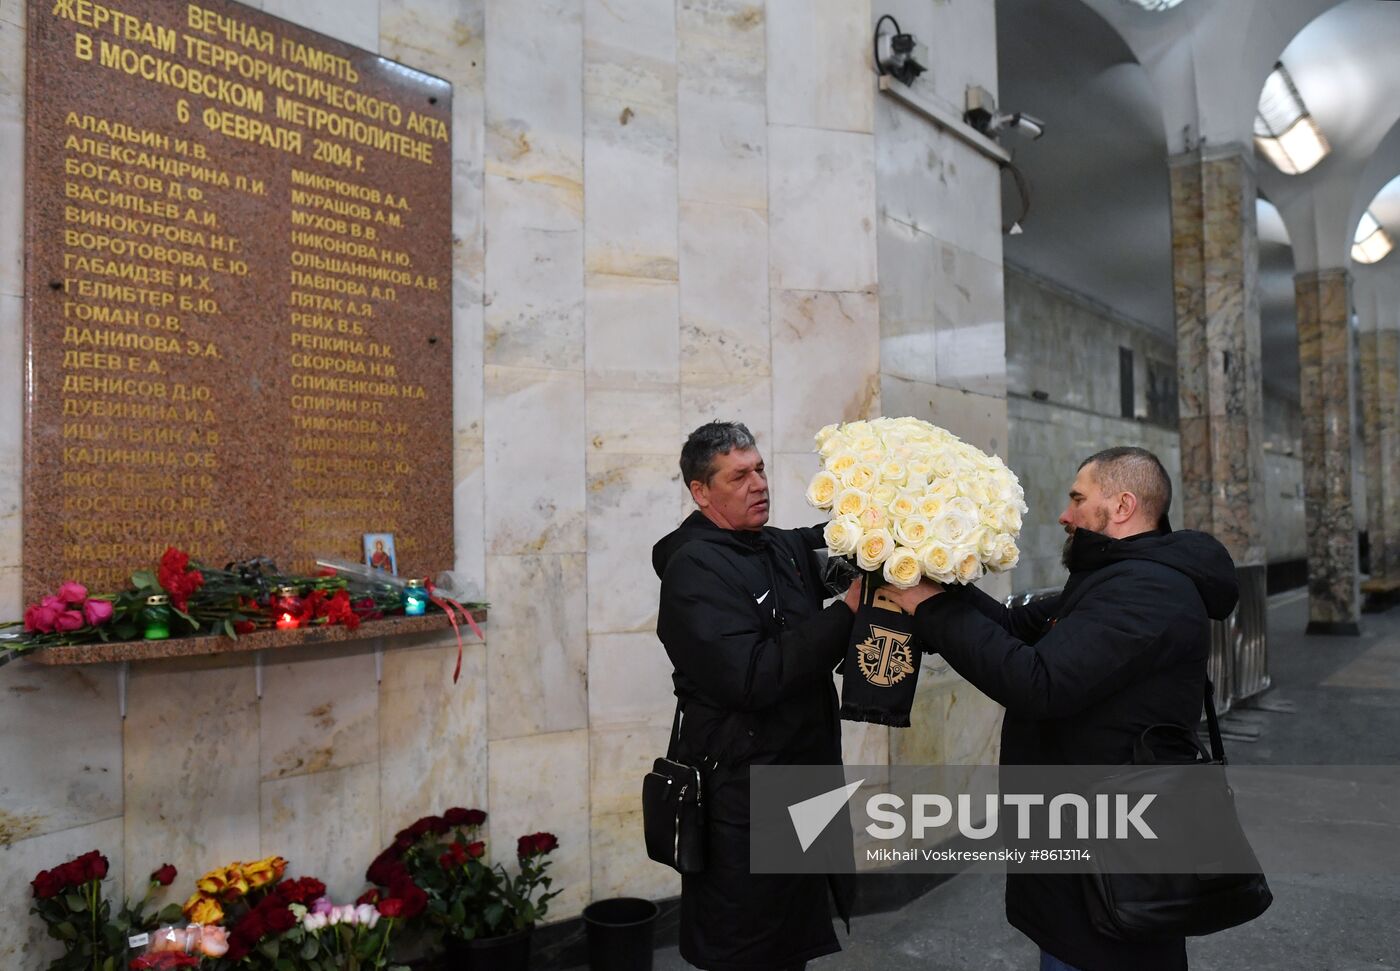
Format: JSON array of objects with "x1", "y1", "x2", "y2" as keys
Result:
[
  {"x1": 666, "y1": 701, "x2": 683, "y2": 761},
  {"x1": 1203, "y1": 679, "x2": 1226, "y2": 764}
]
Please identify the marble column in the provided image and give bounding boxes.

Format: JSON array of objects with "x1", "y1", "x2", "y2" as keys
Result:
[
  {"x1": 1169, "y1": 149, "x2": 1267, "y2": 563},
  {"x1": 1359, "y1": 326, "x2": 1400, "y2": 584},
  {"x1": 1296, "y1": 269, "x2": 1361, "y2": 634}
]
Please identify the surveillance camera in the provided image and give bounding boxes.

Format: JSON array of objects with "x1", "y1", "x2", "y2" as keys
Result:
[
  {"x1": 876, "y1": 28, "x2": 927, "y2": 86},
  {"x1": 1004, "y1": 112, "x2": 1045, "y2": 140}
]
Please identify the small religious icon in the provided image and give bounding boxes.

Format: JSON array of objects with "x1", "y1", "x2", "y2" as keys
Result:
[{"x1": 364, "y1": 533, "x2": 398, "y2": 575}]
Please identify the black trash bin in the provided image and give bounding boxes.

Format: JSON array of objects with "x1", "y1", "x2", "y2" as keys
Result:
[{"x1": 582, "y1": 897, "x2": 660, "y2": 971}]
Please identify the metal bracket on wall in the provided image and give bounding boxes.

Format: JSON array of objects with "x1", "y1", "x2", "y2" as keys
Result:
[{"x1": 878, "y1": 76, "x2": 1011, "y2": 166}]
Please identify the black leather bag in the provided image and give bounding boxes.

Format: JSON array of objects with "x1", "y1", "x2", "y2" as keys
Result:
[
  {"x1": 642, "y1": 705, "x2": 705, "y2": 874},
  {"x1": 1083, "y1": 681, "x2": 1273, "y2": 941}
]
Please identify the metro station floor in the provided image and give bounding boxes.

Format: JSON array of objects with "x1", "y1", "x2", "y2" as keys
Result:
[{"x1": 646, "y1": 589, "x2": 1400, "y2": 971}]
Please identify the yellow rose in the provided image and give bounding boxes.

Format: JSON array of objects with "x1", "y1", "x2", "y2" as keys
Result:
[
  {"x1": 805, "y1": 470, "x2": 840, "y2": 509},
  {"x1": 895, "y1": 515, "x2": 931, "y2": 548},
  {"x1": 919, "y1": 542, "x2": 955, "y2": 582},
  {"x1": 826, "y1": 451, "x2": 859, "y2": 475},
  {"x1": 842, "y1": 462, "x2": 878, "y2": 491},
  {"x1": 951, "y1": 546, "x2": 985, "y2": 583},
  {"x1": 888, "y1": 492, "x2": 918, "y2": 520},
  {"x1": 186, "y1": 895, "x2": 225, "y2": 925},
  {"x1": 855, "y1": 528, "x2": 894, "y2": 571},
  {"x1": 882, "y1": 547, "x2": 923, "y2": 589},
  {"x1": 834, "y1": 488, "x2": 869, "y2": 518},
  {"x1": 241, "y1": 855, "x2": 286, "y2": 890},
  {"x1": 196, "y1": 869, "x2": 231, "y2": 897},
  {"x1": 219, "y1": 867, "x2": 250, "y2": 900},
  {"x1": 824, "y1": 516, "x2": 863, "y2": 556}
]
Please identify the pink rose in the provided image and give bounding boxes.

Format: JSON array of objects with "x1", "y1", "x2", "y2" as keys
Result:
[
  {"x1": 55, "y1": 610, "x2": 85, "y2": 632},
  {"x1": 82, "y1": 599, "x2": 114, "y2": 625},
  {"x1": 41, "y1": 595, "x2": 65, "y2": 611},
  {"x1": 23, "y1": 605, "x2": 59, "y2": 633},
  {"x1": 57, "y1": 581, "x2": 88, "y2": 605}
]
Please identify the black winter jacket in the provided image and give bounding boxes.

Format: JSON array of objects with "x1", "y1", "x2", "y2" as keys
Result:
[
  {"x1": 653, "y1": 512, "x2": 855, "y2": 971},
  {"x1": 911, "y1": 526, "x2": 1239, "y2": 971}
]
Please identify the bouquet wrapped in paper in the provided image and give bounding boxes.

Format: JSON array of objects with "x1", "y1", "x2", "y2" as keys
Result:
[{"x1": 805, "y1": 416, "x2": 1027, "y2": 726}]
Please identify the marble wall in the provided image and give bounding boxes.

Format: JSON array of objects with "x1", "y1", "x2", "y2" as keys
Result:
[
  {"x1": 1359, "y1": 327, "x2": 1400, "y2": 581},
  {"x1": 1296, "y1": 268, "x2": 1361, "y2": 633},
  {"x1": 0, "y1": 0, "x2": 1012, "y2": 963}
]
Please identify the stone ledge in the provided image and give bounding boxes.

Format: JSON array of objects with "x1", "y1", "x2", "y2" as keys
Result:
[{"x1": 23, "y1": 610, "x2": 488, "y2": 666}]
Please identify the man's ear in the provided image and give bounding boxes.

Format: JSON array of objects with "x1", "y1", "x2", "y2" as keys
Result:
[
  {"x1": 689, "y1": 479, "x2": 708, "y2": 508},
  {"x1": 1115, "y1": 491, "x2": 1139, "y2": 524}
]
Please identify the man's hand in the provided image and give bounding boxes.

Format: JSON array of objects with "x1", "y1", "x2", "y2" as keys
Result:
[
  {"x1": 885, "y1": 579, "x2": 944, "y2": 614},
  {"x1": 842, "y1": 577, "x2": 864, "y2": 613}
]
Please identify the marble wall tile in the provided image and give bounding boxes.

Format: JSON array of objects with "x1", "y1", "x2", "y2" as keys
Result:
[
  {"x1": 590, "y1": 724, "x2": 670, "y2": 818},
  {"x1": 0, "y1": 0, "x2": 23, "y2": 28},
  {"x1": 768, "y1": 127, "x2": 877, "y2": 293},
  {"x1": 586, "y1": 275, "x2": 680, "y2": 385},
  {"x1": 484, "y1": 366, "x2": 586, "y2": 555},
  {"x1": 0, "y1": 817, "x2": 124, "y2": 971},
  {"x1": 379, "y1": 635, "x2": 489, "y2": 840},
  {"x1": 680, "y1": 374, "x2": 773, "y2": 457},
  {"x1": 877, "y1": 377, "x2": 1007, "y2": 461},
  {"x1": 889, "y1": 679, "x2": 1002, "y2": 768},
  {"x1": 765, "y1": 0, "x2": 872, "y2": 134},
  {"x1": 260, "y1": 763, "x2": 380, "y2": 900},
  {"x1": 768, "y1": 450, "x2": 820, "y2": 531},
  {"x1": 587, "y1": 385, "x2": 682, "y2": 455},
  {"x1": 676, "y1": 0, "x2": 766, "y2": 209},
  {"x1": 485, "y1": 0, "x2": 583, "y2": 184},
  {"x1": 587, "y1": 631, "x2": 677, "y2": 729},
  {"x1": 771, "y1": 288, "x2": 881, "y2": 453},
  {"x1": 380, "y1": 0, "x2": 483, "y2": 87},
  {"x1": 487, "y1": 729, "x2": 591, "y2": 919},
  {"x1": 260, "y1": 0, "x2": 380, "y2": 51},
  {"x1": 0, "y1": 20, "x2": 21, "y2": 300},
  {"x1": 679, "y1": 202, "x2": 770, "y2": 376},
  {"x1": 874, "y1": 0, "x2": 998, "y2": 116},
  {"x1": 0, "y1": 291, "x2": 21, "y2": 611},
  {"x1": 454, "y1": 437, "x2": 486, "y2": 582},
  {"x1": 123, "y1": 658, "x2": 261, "y2": 898},
  {"x1": 258, "y1": 644, "x2": 379, "y2": 782},
  {"x1": 874, "y1": 98, "x2": 1003, "y2": 267},
  {"x1": 590, "y1": 809, "x2": 680, "y2": 900},
  {"x1": 482, "y1": 174, "x2": 584, "y2": 371},
  {"x1": 587, "y1": 454, "x2": 685, "y2": 633},
  {"x1": 0, "y1": 666, "x2": 121, "y2": 842},
  {"x1": 485, "y1": 553, "x2": 589, "y2": 740}
]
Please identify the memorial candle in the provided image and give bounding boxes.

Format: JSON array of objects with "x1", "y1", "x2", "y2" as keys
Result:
[
  {"x1": 403, "y1": 579, "x2": 428, "y2": 616},
  {"x1": 143, "y1": 595, "x2": 170, "y2": 640}
]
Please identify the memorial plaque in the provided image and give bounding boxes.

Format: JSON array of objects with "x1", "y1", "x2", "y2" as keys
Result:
[{"x1": 24, "y1": 0, "x2": 454, "y2": 598}]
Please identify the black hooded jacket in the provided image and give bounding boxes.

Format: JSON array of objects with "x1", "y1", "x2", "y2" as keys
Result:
[
  {"x1": 652, "y1": 512, "x2": 855, "y2": 971},
  {"x1": 911, "y1": 526, "x2": 1240, "y2": 971}
]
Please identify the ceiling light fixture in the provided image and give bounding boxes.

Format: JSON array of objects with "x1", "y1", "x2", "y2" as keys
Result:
[
  {"x1": 1352, "y1": 211, "x2": 1394, "y2": 265},
  {"x1": 1254, "y1": 62, "x2": 1330, "y2": 175},
  {"x1": 1121, "y1": 0, "x2": 1186, "y2": 10}
]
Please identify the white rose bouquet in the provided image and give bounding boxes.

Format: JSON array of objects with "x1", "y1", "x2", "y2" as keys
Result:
[
  {"x1": 806, "y1": 416, "x2": 1028, "y2": 728},
  {"x1": 806, "y1": 416, "x2": 1026, "y2": 588}
]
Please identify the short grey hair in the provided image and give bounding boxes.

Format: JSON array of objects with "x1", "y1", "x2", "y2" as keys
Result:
[
  {"x1": 680, "y1": 421, "x2": 757, "y2": 486},
  {"x1": 1079, "y1": 446, "x2": 1172, "y2": 524}
]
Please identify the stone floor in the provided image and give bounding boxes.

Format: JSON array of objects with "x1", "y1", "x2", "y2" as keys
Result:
[{"x1": 638, "y1": 589, "x2": 1400, "y2": 971}]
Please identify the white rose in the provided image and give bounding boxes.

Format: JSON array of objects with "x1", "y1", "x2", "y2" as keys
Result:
[
  {"x1": 991, "y1": 534, "x2": 1020, "y2": 572},
  {"x1": 834, "y1": 488, "x2": 870, "y2": 519},
  {"x1": 931, "y1": 508, "x2": 977, "y2": 546},
  {"x1": 919, "y1": 542, "x2": 955, "y2": 583},
  {"x1": 841, "y1": 462, "x2": 878, "y2": 491},
  {"x1": 814, "y1": 423, "x2": 841, "y2": 448},
  {"x1": 980, "y1": 500, "x2": 1009, "y2": 529},
  {"x1": 805, "y1": 470, "x2": 840, "y2": 509},
  {"x1": 859, "y1": 504, "x2": 890, "y2": 531},
  {"x1": 999, "y1": 505, "x2": 1023, "y2": 533},
  {"x1": 946, "y1": 496, "x2": 979, "y2": 521},
  {"x1": 917, "y1": 493, "x2": 946, "y2": 520},
  {"x1": 819, "y1": 436, "x2": 845, "y2": 460},
  {"x1": 871, "y1": 483, "x2": 899, "y2": 507},
  {"x1": 856, "y1": 528, "x2": 894, "y2": 571},
  {"x1": 824, "y1": 516, "x2": 862, "y2": 556},
  {"x1": 826, "y1": 450, "x2": 859, "y2": 475},
  {"x1": 971, "y1": 525, "x2": 999, "y2": 558},
  {"x1": 852, "y1": 435, "x2": 881, "y2": 455},
  {"x1": 959, "y1": 477, "x2": 991, "y2": 506},
  {"x1": 894, "y1": 515, "x2": 931, "y2": 548},
  {"x1": 951, "y1": 546, "x2": 985, "y2": 583},
  {"x1": 879, "y1": 460, "x2": 908, "y2": 487},
  {"x1": 883, "y1": 546, "x2": 923, "y2": 589},
  {"x1": 844, "y1": 420, "x2": 872, "y2": 438},
  {"x1": 888, "y1": 491, "x2": 918, "y2": 521},
  {"x1": 929, "y1": 450, "x2": 958, "y2": 480},
  {"x1": 928, "y1": 478, "x2": 959, "y2": 501},
  {"x1": 904, "y1": 471, "x2": 930, "y2": 493}
]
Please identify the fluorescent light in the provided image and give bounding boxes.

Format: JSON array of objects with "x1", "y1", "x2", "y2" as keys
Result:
[
  {"x1": 1352, "y1": 211, "x2": 1393, "y2": 265},
  {"x1": 1121, "y1": 0, "x2": 1186, "y2": 9},
  {"x1": 1254, "y1": 62, "x2": 1330, "y2": 175}
]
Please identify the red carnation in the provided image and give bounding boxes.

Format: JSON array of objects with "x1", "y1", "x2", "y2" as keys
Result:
[{"x1": 150, "y1": 863, "x2": 177, "y2": 886}]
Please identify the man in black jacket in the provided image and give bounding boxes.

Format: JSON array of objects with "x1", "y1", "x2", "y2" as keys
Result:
[
  {"x1": 887, "y1": 446, "x2": 1239, "y2": 971},
  {"x1": 653, "y1": 421, "x2": 860, "y2": 971}
]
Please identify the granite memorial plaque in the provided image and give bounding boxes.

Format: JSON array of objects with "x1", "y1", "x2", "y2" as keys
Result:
[{"x1": 24, "y1": 0, "x2": 454, "y2": 598}]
